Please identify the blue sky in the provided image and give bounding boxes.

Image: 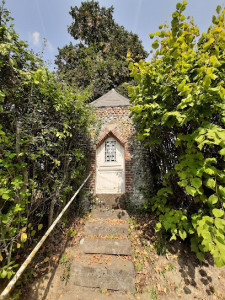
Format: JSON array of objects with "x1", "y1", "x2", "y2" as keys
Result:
[{"x1": 4, "y1": 0, "x2": 225, "y2": 70}]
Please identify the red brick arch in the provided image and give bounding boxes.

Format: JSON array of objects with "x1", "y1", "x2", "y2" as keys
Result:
[{"x1": 96, "y1": 128, "x2": 126, "y2": 148}]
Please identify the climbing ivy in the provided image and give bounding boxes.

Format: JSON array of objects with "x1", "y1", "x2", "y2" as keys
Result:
[{"x1": 128, "y1": 1, "x2": 225, "y2": 267}]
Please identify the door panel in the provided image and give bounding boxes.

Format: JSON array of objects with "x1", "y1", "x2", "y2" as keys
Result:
[{"x1": 96, "y1": 137, "x2": 125, "y2": 194}]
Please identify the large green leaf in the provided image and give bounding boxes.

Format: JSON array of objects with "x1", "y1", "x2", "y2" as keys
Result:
[
  {"x1": 212, "y1": 209, "x2": 224, "y2": 218},
  {"x1": 152, "y1": 40, "x2": 159, "y2": 49},
  {"x1": 186, "y1": 186, "x2": 197, "y2": 197},
  {"x1": 215, "y1": 218, "x2": 225, "y2": 230},
  {"x1": 213, "y1": 251, "x2": 225, "y2": 267},
  {"x1": 179, "y1": 229, "x2": 187, "y2": 240},
  {"x1": 191, "y1": 178, "x2": 202, "y2": 189},
  {"x1": 219, "y1": 148, "x2": 225, "y2": 156},
  {"x1": 205, "y1": 178, "x2": 216, "y2": 190},
  {"x1": 208, "y1": 194, "x2": 218, "y2": 205}
]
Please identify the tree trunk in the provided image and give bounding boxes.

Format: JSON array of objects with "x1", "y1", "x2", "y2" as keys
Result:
[{"x1": 48, "y1": 197, "x2": 56, "y2": 228}]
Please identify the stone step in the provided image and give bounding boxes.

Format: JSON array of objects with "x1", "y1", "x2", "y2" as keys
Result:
[
  {"x1": 80, "y1": 237, "x2": 131, "y2": 256},
  {"x1": 70, "y1": 256, "x2": 135, "y2": 292},
  {"x1": 84, "y1": 222, "x2": 129, "y2": 237},
  {"x1": 96, "y1": 194, "x2": 125, "y2": 209},
  {"x1": 91, "y1": 208, "x2": 129, "y2": 221},
  {"x1": 60, "y1": 287, "x2": 137, "y2": 300}
]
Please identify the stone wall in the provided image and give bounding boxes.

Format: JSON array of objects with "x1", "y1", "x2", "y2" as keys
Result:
[{"x1": 87, "y1": 106, "x2": 152, "y2": 207}]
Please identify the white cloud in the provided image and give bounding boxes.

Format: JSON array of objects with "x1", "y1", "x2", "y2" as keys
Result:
[
  {"x1": 28, "y1": 32, "x2": 55, "y2": 57},
  {"x1": 32, "y1": 31, "x2": 40, "y2": 46}
]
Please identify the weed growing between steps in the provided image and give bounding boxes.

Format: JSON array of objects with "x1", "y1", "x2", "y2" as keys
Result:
[
  {"x1": 60, "y1": 253, "x2": 71, "y2": 283},
  {"x1": 129, "y1": 213, "x2": 225, "y2": 299}
]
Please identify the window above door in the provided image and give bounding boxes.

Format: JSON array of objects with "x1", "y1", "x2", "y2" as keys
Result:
[{"x1": 105, "y1": 140, "x2": 116, "y2": 162}]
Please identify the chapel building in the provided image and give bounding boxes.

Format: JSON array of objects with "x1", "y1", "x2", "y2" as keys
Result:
[{"x1": 88, "y1": 89, "x2": 151, "y2": 208}]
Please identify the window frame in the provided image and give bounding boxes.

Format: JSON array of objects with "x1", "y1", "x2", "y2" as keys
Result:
[{"x1": 105, "y1": 140, "x2": 117, "y2": 162}]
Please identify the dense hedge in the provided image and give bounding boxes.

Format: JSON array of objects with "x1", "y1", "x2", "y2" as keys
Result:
[
  {"x1": 0, "y1": 3, "x2": 92, "y2": 279},
  {"x1": 128, "y1": 1, "x2": 225, "y2": 267}
]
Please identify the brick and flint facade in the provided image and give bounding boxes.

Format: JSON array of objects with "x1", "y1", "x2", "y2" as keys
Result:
[{"x1": 87, "y1": 89, "x2": 152, "y2": 207}]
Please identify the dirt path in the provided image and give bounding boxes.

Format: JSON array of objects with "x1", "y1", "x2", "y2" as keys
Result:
[{"x1": 129, "y1": 214, "x2": 225, "y2": 300}]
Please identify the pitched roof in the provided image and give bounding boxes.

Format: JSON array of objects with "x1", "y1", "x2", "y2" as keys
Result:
[{"x1": 91, "y1": 89, "x2": 131, "y2": 107}]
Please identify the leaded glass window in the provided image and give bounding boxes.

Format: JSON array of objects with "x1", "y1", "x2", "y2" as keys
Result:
[{"x1": 105, "y1": 140, "x2": 116, "y2": 162}]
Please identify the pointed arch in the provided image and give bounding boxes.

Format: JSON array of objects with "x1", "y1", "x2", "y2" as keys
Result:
[{"x1": 96, "y1": 128, "x2": 126, "y2": 149}]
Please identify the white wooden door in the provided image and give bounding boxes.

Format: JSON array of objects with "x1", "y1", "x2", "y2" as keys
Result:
[{"x1": 96, "y1": 137, "x2": 125, "y2": 194}]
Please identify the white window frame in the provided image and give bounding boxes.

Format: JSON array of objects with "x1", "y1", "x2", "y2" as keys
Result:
[{"x1": 105, "y1": 140, "x2": 116, "y2": 162}]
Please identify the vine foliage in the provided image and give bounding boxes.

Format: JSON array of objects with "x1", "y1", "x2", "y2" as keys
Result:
[{"x1": 128, "y1": 1, "x2": 225, "y2": 267}]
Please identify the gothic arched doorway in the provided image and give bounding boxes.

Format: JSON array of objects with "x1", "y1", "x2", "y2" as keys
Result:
[{"x1": 96, "y1": 136, "x2": 125, "y2": 194}]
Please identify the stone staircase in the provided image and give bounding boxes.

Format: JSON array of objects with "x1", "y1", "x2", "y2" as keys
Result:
[{"x1": 66, "y1": 206, "x2": 135, "y2": 295}]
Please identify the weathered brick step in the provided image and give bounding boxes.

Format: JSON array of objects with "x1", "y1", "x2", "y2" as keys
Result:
[
  {"x1": 84, "y1": 222, "x2": 129, "y2": 237},
  {"x1": 70, "y1": 256, "x2": 135, "y2": 292},
  {"x1": 80, "y1": 237, "x2": 131, "y2": 255},
  {"x1": 91, "y1": 208, "x2": 129, "y2": 220}
]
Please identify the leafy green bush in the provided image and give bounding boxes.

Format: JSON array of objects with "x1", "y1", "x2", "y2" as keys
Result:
[
  {"x1": 128, "y1": 1, "x2": 225, "y2": 267},
  {"x1": 0, "y1": 2, "x2": 92, "y2": 279}
]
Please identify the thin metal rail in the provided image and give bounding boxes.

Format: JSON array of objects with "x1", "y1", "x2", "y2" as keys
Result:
[{"x1": 0, "y1": 173, "x2": 91, "y2": 300}]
